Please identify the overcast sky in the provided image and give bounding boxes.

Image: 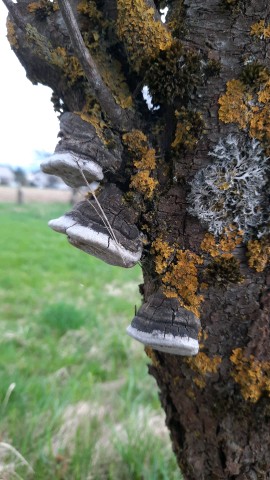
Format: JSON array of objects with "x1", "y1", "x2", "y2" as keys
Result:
[{"x1": 0, "y1": 2, "x2": 59, "y2": 169}]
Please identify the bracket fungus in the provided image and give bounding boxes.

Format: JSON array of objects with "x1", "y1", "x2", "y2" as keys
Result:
[
  {"x1": 48, "y1": 184, "x2": 143, "y2": 268},
  {"x1": 127, "y1": 290, "x2": 200, "y2": 355},
  {"x1": 41, "y1": 112, "x2": 122, "y2": 187}
]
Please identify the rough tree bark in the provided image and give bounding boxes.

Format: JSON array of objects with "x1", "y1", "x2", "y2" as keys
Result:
[{"x1": 4, "y1": 0, "x2": 270, "y2": 478}]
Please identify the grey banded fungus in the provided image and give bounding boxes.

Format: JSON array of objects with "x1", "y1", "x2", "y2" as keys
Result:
[
  {"x1": 127, "y1": 290, "x2": 200, "y2": 355},
  {"x1": 48, "y1": 184, "x2": 143, "y2": 268},
  {"x1": 41, "y1": 112, "x2": 122, "y2": 187},
  {"x1": 41, "y1": 152, "x2": 104, "y2": 188}
]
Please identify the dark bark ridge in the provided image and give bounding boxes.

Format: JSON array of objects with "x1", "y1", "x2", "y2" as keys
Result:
[{"x1": 4, "y1": 0, "x2": 270, "y2": 478}]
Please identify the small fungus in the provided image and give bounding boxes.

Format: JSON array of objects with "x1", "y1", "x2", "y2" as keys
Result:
[
  {"x1": 41, "y1": 112, "x2": 121, "y2": 187},
  {"x1": 127, "y1": 289, "x2": 200, "y2": 356},
  {"x1": 41, "y1": 152, "x2": 103, "y2": 188},
  {"x1": 48, "y1": 184, "x2": 143, "y2": 268}
]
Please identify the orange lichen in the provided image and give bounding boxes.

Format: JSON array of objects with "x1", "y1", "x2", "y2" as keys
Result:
[
  {"x1": 122, "y1": 130, "x2": 148, "y2": 155},
  {"x1": 219, "y1": 228, "x2": 243, "y2": 254},
  {"x1": 162, "y1": 250, "x2": 204, "y2": 317},
  {"x1": 28, "y1": 1, "x2": 43, "y2": 12},
  {"x1": 144, "y1": 346, "x2": 160, "y2": 367},
  {"x1": 247, "y1": 238, "x2": 270, "y2": 272},
  {"x1": 77, "y1": 0, "x2": 102, "y2": 19},
  {"x1": 77, "y1": 97, "x2": 106, "y2": 142},
  {"x1": 249, "y1": 81, "x2": 270, "y2": 144},
  {"x1": 200, "y1": 230, "x2": 243, "y2": 286},
  {"x1": 218, "y1": 75, "x2": 270, "y2": 150},
  {"x1": 186, "y1": 352, "x2": 222, "y2": 389},
  {"x1": 151, "y1": 238, "x2": 203, "y2": 316},
  {"x1": 230, "y1": 348, "x2": 270, "y2": 402},
  {"x1": 80, "y1": 9, "x2": 133, "y2": 111},
  {"x1": 200, "y1": 229, "x2": 243, "y2": 259},
  {"x1": 95, "y1": 52, "x2": 133, "y2": 109},
  {"x1": 250, "y1": 20, "x2": 270, "y2": 40},
  {"x1": 200, "y1": 233, "x2": 220, "y2": 258},
  {"x1": 117, "y1": 0, "x2": 172, "y2": 72},
  {"x1": 24, "y1": 25, "x2": 85, "y2": 86},
  {"x1": 151, "y1": 237, "x2": 174, "y2": 274},
  {"x1": 28, "y1": 0, "x2": 58, "y2": 14},
  {"x1": 218, "y1": 79, "x2": 251, "y2": 129},
  {"x1": 123, "y1": 130, "x2": 158, "y2": 199},
  {"x1": 129, "y1": 171, "x2": 158, "y2": 199},
  {"x1": 6, "y1": 19, "x2": 18, "y2": 49}
]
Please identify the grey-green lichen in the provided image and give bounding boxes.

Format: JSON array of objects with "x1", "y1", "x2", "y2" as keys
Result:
[{"x1": 187, "y1": 134, "x2": 269, "y2": 238}]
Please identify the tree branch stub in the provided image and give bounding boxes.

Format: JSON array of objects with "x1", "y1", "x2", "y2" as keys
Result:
[{"x1": 57, "y1": 0, "x2": 133, "y2": 132}]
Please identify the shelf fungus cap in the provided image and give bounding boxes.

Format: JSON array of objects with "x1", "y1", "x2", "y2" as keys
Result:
[
  {"x1": 127, "y1": 290, "x2": 200, "y2": 356},
  {"x1": 48, "y1": 184, "x2": 142, "y2": 268},
  {"x1": 41, "y1": 152, "x2": 104, "y2": 188},
  {"x1": 41, "y1": 112, "x2": 122, "y2": 187}
]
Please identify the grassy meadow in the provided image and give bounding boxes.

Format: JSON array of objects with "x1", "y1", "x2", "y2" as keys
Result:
[{"x1": 0, "y1": 201, "x2": 180, "y2": 479}]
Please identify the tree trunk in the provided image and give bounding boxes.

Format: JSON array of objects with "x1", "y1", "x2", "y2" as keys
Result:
[{"x1": 4, "y1": 0, "x2": 270, "y2": 478}]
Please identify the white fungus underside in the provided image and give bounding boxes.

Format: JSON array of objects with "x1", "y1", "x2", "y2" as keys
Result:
[
  {"x1": 48, "y1": 215, "x2": 142, "y2": 268},
  {"x1": 126, "y1": 325, "x2": 199, "y2": 356},
  {"x1": 41, "y1": 152, "x2": 104, "y2": 181}
]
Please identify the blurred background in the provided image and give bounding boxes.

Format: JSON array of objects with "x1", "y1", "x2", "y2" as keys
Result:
[{"x1": 0, "y1": 2, "x2": 180, "y2": 479}]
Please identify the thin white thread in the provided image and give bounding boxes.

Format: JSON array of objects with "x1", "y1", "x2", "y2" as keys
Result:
[{"x1": 74, "y1": 158, "x2": 128, "y2": 266}]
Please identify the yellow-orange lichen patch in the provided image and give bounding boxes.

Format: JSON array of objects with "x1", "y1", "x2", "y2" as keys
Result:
[
  {"x1": 77, "y1": 0, "x2": 102, "y2": 19},
  {"x1": 200, "y1": 233, "x2": 220, "y2": 258},
  {"x1": 122, "y1": 130, "x2": 148, "y2": 156},
  {"x1": 162, "y1": 249, "x2": 204, "y2": 317},
  {"x1": 6, "y1": 19, "x2": 18, "y2": 49},
  {"x1": 129, "y1": 171, "x2": 158, "y2": 199},
  {"x1": 144, "y1": 346, "x2": 160, "y2": 367},
  {"x1": 218, "y1": 79, "x2": 251, "y2": 129},
  {"x1": 117, "y1": 0, "x2": 172, "y2": 72},
  {"x1": 123, "y1": 130, "x2": 158, "y2": 199},
  {"x1": 200, "y1": 230, "x2": 243, "y2": 287},
  {"x1": 151, "y1": 237, "x2": 174, "y2": 274},
  {"x1": 247, "y1": 238, "x2": 270, "y2": 272},
  {"x1": 76, "y1": 97, "x2": 107, "y2": 142},
  {"x1": 249, "y1": 80, "x2": 270, "y2": 145},
  {"x1": 250, "y1": 20, "x2": 270, "y2": 40},
  {"x1": 152, "y1": 239, "x2": 203, "y2": 316},
  {"x1": 28, "y1": 0, "x2": 58, "y2": 14},
  {"x1": 218, "y1": 75, "x2": 270, "y2": 149},
  {"x1": 186, "y1": 352, "x2": 222, "y2": 389},
  {"x1": 91, "y1": 48, "x2": 133, "y2": 110},
  {"x1": 200, "y1": 229, "x2": 243, "y2": 259},
  {"x1": 230, "y1": 348, "x2": 270, "y2": 402}
]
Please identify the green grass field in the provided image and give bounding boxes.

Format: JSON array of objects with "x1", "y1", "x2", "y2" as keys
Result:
[{"x1": 0, "y1": 202, "x2": 180, "y2": 479}]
